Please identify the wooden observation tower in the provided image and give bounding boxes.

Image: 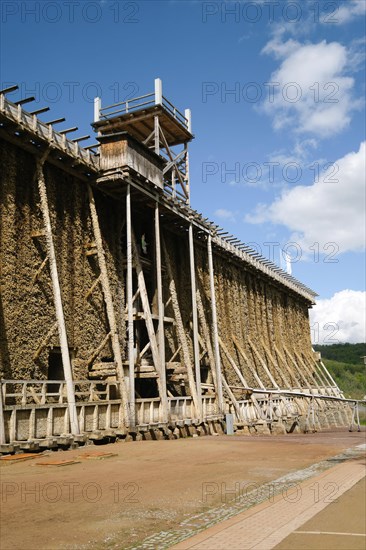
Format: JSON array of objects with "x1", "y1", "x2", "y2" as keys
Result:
[{"x1": 93, "y1": 78, "x2": 193, "y2": 203}]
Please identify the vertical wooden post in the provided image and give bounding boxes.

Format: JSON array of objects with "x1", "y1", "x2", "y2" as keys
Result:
[
  {"x1": 207, "y1": 234, "x2": 224, "y2": 414},
  {"x1": 37, "y1": 156, "x2": 79, "y2": 435},
  {"x1": 155, "y1": 202, "x2": 168, "y2": 422},
  {"x1": 154, "y1": 116, "x2": 160, "y2": 155},
  {"x1": 184, "y1": 109, "x2": 191, "y2": 204},
  {"x1": 88, "y1": 185, "x2": 130, "y2": 427},
  {"x1": 189, "y1": 223, "x2": 202, "y2": 420},
  {"x1": 154, "y1": 78, "x2": 163, "y2": 105},
  {"x1": 126, "y1": 184, "x2": 135, "y2": 426},
  {"x1": 94, "y1": 97, "x2": 101, "y2": 123},
  {"x1": 0, "y1": 383, "x2": 6, "y2": 445}
]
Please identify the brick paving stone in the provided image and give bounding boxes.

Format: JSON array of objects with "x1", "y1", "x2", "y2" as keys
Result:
[{"x1": 172, "y1": 457, "x2": 365, "y2": 549}]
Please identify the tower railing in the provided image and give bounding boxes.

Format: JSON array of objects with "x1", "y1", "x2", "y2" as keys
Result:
[
  {"x1": 95, "y1": 79, "x2": 190, "y2": 130},
  {"x1": 98, "y1": 93, "x2": 189, "y2": 130}
]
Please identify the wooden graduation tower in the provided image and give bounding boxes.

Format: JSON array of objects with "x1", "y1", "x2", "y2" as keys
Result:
[{"x1": 0, "y1": 79, "x2": 355, "y2": 451}]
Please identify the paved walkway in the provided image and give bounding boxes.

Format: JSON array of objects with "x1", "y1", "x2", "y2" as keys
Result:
[{"x1": 172, "y1": 457, "x2": 366, "y2": 550}]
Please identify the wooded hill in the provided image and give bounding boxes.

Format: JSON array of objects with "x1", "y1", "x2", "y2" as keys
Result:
[{"x1": 314, "y1": 343, "x2": 366, "y2": 399}]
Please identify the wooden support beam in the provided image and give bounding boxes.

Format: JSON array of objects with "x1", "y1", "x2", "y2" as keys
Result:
[
  {"x1": 85, "y1": 274, "x2": 102, "y2": 300},
  {"x1": 281, "y1": 347, "x2": 326, "y2": 424},
  {"x1": 219, "y1": 337, "x2": 263, "y2": 418},
  {"x1": 207, "y1": 234, "x2": 224, "y2": 413},
  {"x1": 318, "y1": 358, "x2": 345, "y2": 398},
  {"x1": 138, "y1": 341, "x2": 151, "y2": 361},
  {"x1": 161, "y1": 235, "x2": 200, "y2": 415},
  {"x1": 283, "y1": 346, "x2": 317, "y2": 388},
  {"x1": 184, "y1": 141, "x2": 190, "y2": 203},
  {"x1": 126, "y1": 184, "x2": 135, "y2": 425},
  {"x1": 189, "y1": 224, "x2": 202, "y2": 419},
  {"x1": 86, "y1": 332, "x2": 111, "y2": 367},
  {"x1": 33, "y1": 321, "x2": 58, "y2": 361},
  {"x1": 221, "y1": 375, "x2": 241, "y2": 422},
  {"x1": 262, "y1": 342, "x2": 292, "y2": 387},
  {"x1": 155, "y1": 202, "x2": 168, "y2": 422},
  {"x1": 159, "y1": 126, "x2": 188, "y2": 198},
  {"x1": 0, "y1": 383, "x2": 6, "y2": 445},
  {"x1": 294, "y1": 349, "x2": 324, "y2": 387},
  {"x1": 292, "y1": 352, "x2": 339, "y2": 420},
  {"x1": 154, "y1": 115, "x2": 159, "y2": 155},
  {"x1": 248, "y1": 339, "x2": 278, "y2": 389},
  {"x1": 131, "y1": 231, "x2": 160, "y2": 372},
  {"x1": 32, "y1": 256, "x2": 49, "y2": 284},
  {"x1": 29, "y1": 386, "x2": 42, "y2": 405},
  {"x1": 232, "y1": 336, "x2": 266, "y2": 389},
  {"x1": 196, "y1": 288, "x2": 218, "y2": 391},
  {"x1": 274, "y1": 345, "x2": 303, "y2": 387},
  {"x1": 169, "y1": 345, "x2": 182, "y2": 363},
  {"x1": 311, "y1": 356, "x2": 336, "y2": 388},
  {"x1": 131, "y1": 226, "x2": 168, "y2": 422},
  {"x1": 36, "y1": 154, "x2": 79, "y2": 435},
  {"x1": 219, "y1": 337, "x2": 249, "y2": 387},
  {"x1": 124, "y1": 288, "x2": 140, "y2": 313},
  {"x1": 88, "y1": 184, "x2": 129, "y2": 427}
]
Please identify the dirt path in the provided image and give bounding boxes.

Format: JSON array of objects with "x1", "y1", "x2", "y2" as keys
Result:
[{"x1": 0, "y1": 430, "x2": 365, "y2": 550}]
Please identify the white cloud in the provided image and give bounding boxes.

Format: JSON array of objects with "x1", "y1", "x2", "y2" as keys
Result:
[
  {"x1": 214, "y1": 208, "x2": 236, "y2": 222},
  {"x1": 330, "y1": 0, "x2": 366, "y2": 25},
  {"x1": 310, "y1": 290, "x2": 366, "y2": 345},
  {"x1": 245, "y1": 142, "x2": 366, "y2": 254},
  {"x1": 262, "y1": 36, "x2": 301, "y2": 59},
  {"x1": 261, "y1": 40, "x2": 358, "y2": 137}
]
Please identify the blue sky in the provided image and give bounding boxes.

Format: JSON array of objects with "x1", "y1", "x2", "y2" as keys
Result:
[{"x1": 1, "y1": 0, "x2": 365, "y2": 343}]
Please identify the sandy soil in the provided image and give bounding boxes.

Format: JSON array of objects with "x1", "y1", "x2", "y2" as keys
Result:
[{"x1": 0, "y1": 430, "x2": 365, "y2": 550}]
